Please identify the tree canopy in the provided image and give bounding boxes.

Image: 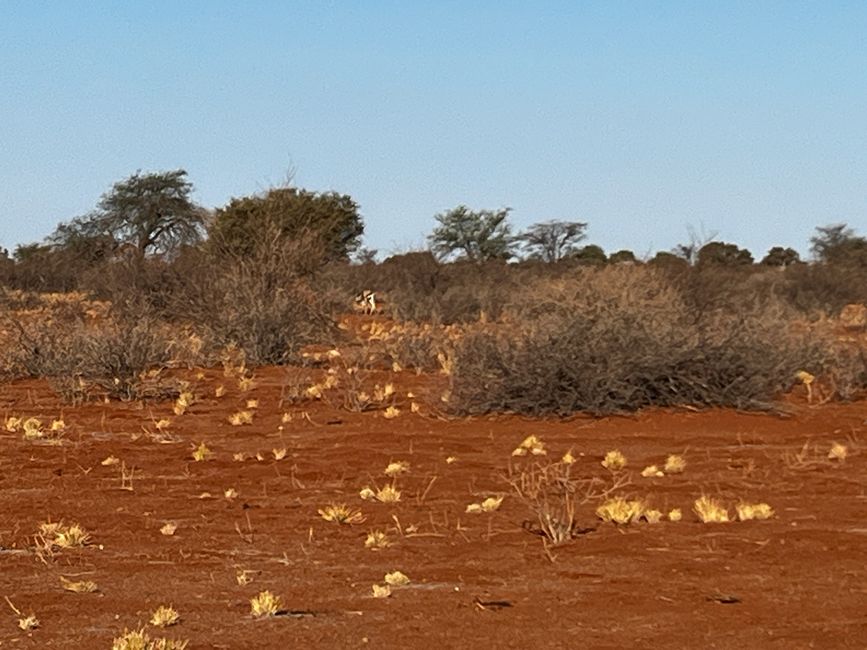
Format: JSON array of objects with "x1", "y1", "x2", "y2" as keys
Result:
[
  {"x1": 209, "y1": 186, "x2": 363, "y2": 261},
  {"x1": 50, "y1": 169, "x2": 205, "y2": 258},
  {"x1": 810, "y1": 223, "x2": 867, "y2": 266},
  {"x1": 696, "y1": 241, "x2": 754, "y2": 266},
  {"x1": 517, "y1": 220, "x2": 587, "y2": 262},
  {"x1": 427, "y1": 205, "x2": 516, "y2": 262}
]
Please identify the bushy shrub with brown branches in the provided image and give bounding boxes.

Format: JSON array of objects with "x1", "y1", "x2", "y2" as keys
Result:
[{"x1": 446, "y1": 266, "x2": 835, "y2": 415}]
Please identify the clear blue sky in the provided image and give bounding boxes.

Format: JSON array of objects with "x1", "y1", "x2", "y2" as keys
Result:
[{"x1": 1, "y1": 1, "x2": 865, "y2": 259}]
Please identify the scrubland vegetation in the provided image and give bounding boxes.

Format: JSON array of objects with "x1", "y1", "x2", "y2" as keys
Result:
[{"x1": 1, "y1": 169, "x2": 865, "y2": 414}]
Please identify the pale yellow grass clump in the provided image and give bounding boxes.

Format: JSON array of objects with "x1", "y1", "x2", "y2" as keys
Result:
[
  {"x1": 250, "y1": 591, "x2": 283, "y2": 618},
  {"x1": 668, "y1": 508, "x2": 683, "y2": 522},
  {"x1": 39, "y1": 521, "x2": 91, "y2": 549},
  {"x1": 155, "y1": 418, "x2": 172, "y2": 432},
  {"x1": 641, "y1": 465, "x2": 664, "y2": 478},
  {"x1": 5, "y1": 416, "x2": 21, "y2": 432},
  {"x1": 112, "y1": 627, "x2": 189, "y2": 650},
  {"x1": 191, "y1": 442, "x2": 212, "y2": 462},
  {"x1": 596, "y1": 497, "x2": 645, "y2": 524},
  {"x1": 365, "y1": 530, "x2": 391, "y2": 550},
  {"x1": 561, "y1": 449, "x2": 576, "y2": 465},
  {"x1": 150, "y1": 605, "x2": 180, "y2": 628},
  {"x1": 383, "y1": 406, "x2": 401, "y2": 419},
  {"x1": 214, "y1": 385, "x2": 226, "y2": 398},
  {"x1": 22, "y1": 417, "x2": 44, "y2": 439},
  {"x1": 5, "y1": 597, "x2": 38, "y2": 631},
  {"x1": 384, "y1": 571, "x2": 410, "y2": 587},
  {"x1": 228, "y1": 410, "x2": 254, "y2": 426},
  {"x1": 224, "y1": 488, "x2": 239, "y2": 500},
  {"x1": 246, "y1": 399, "x2": 258, "y2": 409},
  {"x1": 828, "y1": 442, "x2": 848, "y2": 461},
  {"x1": 693, "y1": 495, "x2": 730, "y2": 523},
  {"x1": 102, "y1": 455, "x2": 120, "y2": 466},
  {"x1": 173, "y1": 392, "x2": 194, "y2": 416},
  {"x1": 160, "y1": 523, "x2": 178, "y2": 536},
  {"x1": 371, "y1": 584, "x2": 392, "y2": 598},
  {"x1": 374, "y1": 484, "x2": 401, "y2": 503},
  {"x1": 318, "y1": 504, "x2": 366, "y2": 525},
  {"x1": 642, "y1": 509, "x2": 664, "y2": 524},
  {"x1": 466, "y1": 496, "x2": 505, "y2": 514},
  {"x1": 237, "y1": 376, "x2": 256, "y2": 392},
  {"x1": 384, "y1": 461, "x2": 410, "y2": 478},
  {"x1": 512, "y1": 435, "x2": 546, "y2": 457},
  {"x1": 664, "y1": 454, "x2": 687, "y2": 474},
  {"x1": 272, "y1": 447, "x2": 288, "y2": 461},
  {"x1": 445, "y1": 456, "x2": 457, "y2": 464},
  {"x1": 735, "y1": 502, "x2": 775, "y2": 521},
  {"x1": 60, "y1": 576, "x2": 98, "y2": 593},
  {"x1": 602, "y1": 450, "x2": 627, "y2": 471}
]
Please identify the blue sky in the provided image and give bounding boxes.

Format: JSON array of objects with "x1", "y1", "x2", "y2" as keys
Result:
[{"x1": 1, "y1": 1, "x2": 865, "y2": 259}]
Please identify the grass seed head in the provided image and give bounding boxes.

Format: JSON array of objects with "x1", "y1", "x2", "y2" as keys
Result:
[{"x1": 694, "y1": 495, "x2": 730, "y2": 523}]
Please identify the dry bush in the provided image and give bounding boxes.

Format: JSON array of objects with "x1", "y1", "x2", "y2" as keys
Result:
[
  {"x1": 448, "y1": 266, "x2": 832, "y2": 415},
  {"x1": 171, "y1": 231, "x2": 336, "y2": 365}
]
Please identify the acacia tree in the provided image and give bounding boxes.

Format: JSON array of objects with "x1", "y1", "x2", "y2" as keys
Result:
[
  {"x1": 760, "y1": 246, "x2": 801, "y2": 267},
  {"x1": 517, "y1": 220, "x2": 587, "y2": 262},
  {"x1": 427, "y1": 205, "x2": 516, "y2": 262},
  {"x1": 696, "y1": 241, "x2": 754, "y2": 266},
  {"x1": 810, "y1": 223, "x2": 867, "y2": 265},
  {"x1": 51, "y1": 170, "x2": 205, "y2": 258}
]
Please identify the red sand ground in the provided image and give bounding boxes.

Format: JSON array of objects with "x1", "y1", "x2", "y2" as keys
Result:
[{"x1": 1, "y1": 367, "x2": 865, "y2": 649}]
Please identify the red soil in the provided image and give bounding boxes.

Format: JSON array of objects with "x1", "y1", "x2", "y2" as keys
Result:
[{"x1": 1, "y1": 368, "x2": 865, "y2": 649}]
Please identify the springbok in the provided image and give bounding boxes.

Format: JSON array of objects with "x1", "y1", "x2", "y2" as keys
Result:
[{"x1": 354, "y1": 290, "x2": 377, "y2": 315}]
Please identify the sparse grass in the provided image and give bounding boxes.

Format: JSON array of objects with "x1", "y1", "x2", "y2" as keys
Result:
[
  {"x1": 365, "y1": 530, "x2": 391, "y2": 550},
  {"x1": 112, "y1": 627, "x2": 189, "y2": 650},
  {"x1": 318, "y1": 504, "x2": 366, "y2": 525},
  {"x1": 60, "y1": 576, "x2": 98, "y2": 593},
  {"x1": 664, "y1": 454, "x2": 687, "y2": 474},
  {"x1": 250, "y1": 591, "x2": 284, "y2": 618},
  {"x1": 150, "y1": 605, "x2": 180, "y2": 628},
  {"x1": 191, "y1": 442, "x2": 212, "y2": 462},
  {"x1": 384, "y1": 461, "x2": 410, "y2": 478},
  {"x1": 512, "y1": 435, "x2": 546, "y2": 457},
  {"x1": 828, "y1": 442, "x2": 848, "y2": 461},
  {"x1": 596, "y1": 497, "x2": 645, "y2": 525},
  {"x1": 466, "y1": 496, "x2": 504, "y2": 514},
  {"x1": 694, "y1": 495, "x2": 730, "y2": 523},
  {"x1": 736, "y1": 502, "x2": 775, "y2": 521},
  {"x1": 384, "y1": 570, "x2": 410, "y2": 587},
  {"x1": 601, "y1": 450, "x2": 627, "y2": 471},
  {"x1": 228, "y1": 410, "x2": 254, "y2": 426}
]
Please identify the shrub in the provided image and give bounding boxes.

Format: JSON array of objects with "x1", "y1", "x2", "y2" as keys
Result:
[{"x1": 447, "y1": 266, "x2": 830, "y2": 415}]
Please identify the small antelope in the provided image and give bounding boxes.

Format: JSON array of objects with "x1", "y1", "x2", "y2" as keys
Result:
[{"x1": 354, "y1": 290, "x2": 377, "y2": 315}]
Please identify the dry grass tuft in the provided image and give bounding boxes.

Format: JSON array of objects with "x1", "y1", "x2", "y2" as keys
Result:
[
  {"x1": 365, "y1": 530, "x2": 391, "y2": 550},
  {"x1": 640, "y1": 465, "x2": 664, "y2": 478},
  {"x1": 828, "y1": 442, "x2": 848, "y2": 461},
  {"x1": 595, "y1": 497, "x2": 645, "y2": 524},
  {"x1": 160, "y1": 523, "x2": 178, "y2": 536},
  {"x1": 60, "y1": 576, "x2": 98, "y2": 593},
  {"x1": 735, "y1": 502, "x2": 775, "y2": 521},
  {"x1": 668, "y1": 508, "x2": 683, "y2": 522},
  {"x1": 191, "y1": 442, "x2": 212, "y2": 462},
  {"x1": 250, "y1": 591, "x2": 284, "y2": 618},
  {"x1": 601, "y1": 450, "x2": 627, "y2": 471},
  {"x1": 112, "y1": 627, "x2": 189, "y2": 650},
  {"x1": 512, "y1": 435, "x2": 546, "y2": 457},
  {"x1": 318, "y1": 504, "x2": 366, "y2": 525},
  {"x1": 383, "y1": 571, "x2": 410, "y2": 587},
  {"x1": 466, "y1": 496, "x2": 505, "y2": 514},
  {"x1": 371, "y1": 584, "x2": 392, "y2": 598},
  {"x1": 383, "y1": 461, "x2": 410, "y2": 478},
  {"x1": 664, "y1": 454, "x2": 687, "y2": 474},
  {"x1": 228, "y1": 410, "x2": 254, "y2": 426},
  {"x1": 150, "y1": 605, "x2": 180, "y2": 628},
  {"x1": 694, "y1": 495, "x2": 730, "y2": 523}
]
